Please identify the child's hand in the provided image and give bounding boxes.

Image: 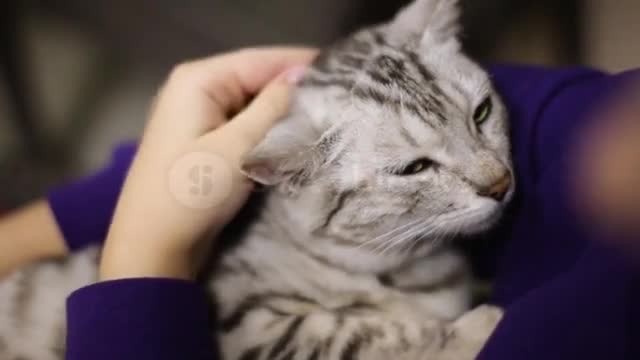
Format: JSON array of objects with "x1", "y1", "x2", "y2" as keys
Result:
[
  {"x1": 576, "y1": 83, "x2": 640, "y2": 238},
  {"x1": 99, "y1": 47, "x2": 316, "y2": 281}
]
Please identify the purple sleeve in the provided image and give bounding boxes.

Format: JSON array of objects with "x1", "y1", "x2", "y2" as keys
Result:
[
  {"x1": 479, "y1": 244, "x2": 638, "y2": 359},
  {"x1": 47, "y1": 143, "x2": 136, "y2": 251},
  {"x1": 478, "y1": 65, "x2": 640, "y2": 359},
  {"x1": 66, "y1": 278, "x2": 219, "y2": 360}
]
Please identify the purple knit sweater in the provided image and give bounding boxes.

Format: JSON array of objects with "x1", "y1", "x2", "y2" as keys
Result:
[{"x1": 47, "y1": 65, "x2": 640, "y2": 359}]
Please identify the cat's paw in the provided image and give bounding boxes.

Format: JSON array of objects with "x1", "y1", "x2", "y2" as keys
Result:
[
  {"x1": 451, "y1": 304, "x2": 503, "y2": 342},
  {"x1": 430, "y1": 305, "x2": 503, "y2": 360}
]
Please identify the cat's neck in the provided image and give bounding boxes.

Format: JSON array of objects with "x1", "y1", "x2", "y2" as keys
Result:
[
  {"x1": 254, "y1": 191, "x2": 312, "y2": 245},
  {"x1": 248, "y1": 191, "x2": 426, "y2": 275}
]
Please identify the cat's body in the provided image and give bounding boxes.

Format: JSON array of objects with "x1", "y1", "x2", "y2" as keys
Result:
[
  {"x1": 0, "y1": 0, "x2": 514, "y2": 359},
  {"x1": 212, "y1": 195, "x2": 479, "y2": 360}
]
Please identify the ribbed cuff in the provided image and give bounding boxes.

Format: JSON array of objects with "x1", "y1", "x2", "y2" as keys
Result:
[{"x1": 66, "y1": 278, "x2": 217, "y2": 360}]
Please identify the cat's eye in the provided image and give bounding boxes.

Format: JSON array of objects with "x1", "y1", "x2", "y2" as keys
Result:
[
  {"x1": 473, "y1": 97, "x2": 493, "y2": 125},
  {"x1": 395, "y1": 158, "x2": 434, "y2": 176}
]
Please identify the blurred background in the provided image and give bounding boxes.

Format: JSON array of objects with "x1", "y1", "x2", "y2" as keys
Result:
[{"x1": 1, "y1": 0, "x2": 639, "y2": 210}]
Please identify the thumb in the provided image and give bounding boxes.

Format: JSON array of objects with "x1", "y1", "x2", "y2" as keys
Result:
[{"x1": 216, "y1": 66, "x2": 306, "y2": 152}]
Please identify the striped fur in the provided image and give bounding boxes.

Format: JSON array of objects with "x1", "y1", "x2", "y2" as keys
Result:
[{"x1": 0, "y1": 0, "x2": 512, "y2": 359}]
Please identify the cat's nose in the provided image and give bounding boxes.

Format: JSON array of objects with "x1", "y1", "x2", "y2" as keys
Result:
[{"x1": 477, "y1": 173, "x2": 512, "y2": 201}]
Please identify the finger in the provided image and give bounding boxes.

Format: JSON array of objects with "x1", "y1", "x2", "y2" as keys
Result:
[
  {"x1": 195, "y1": 46, "x2": 318, "y2": 95},
  {"x1": 209, "y1": 66, "x2": 305, "y2": 154},
  {"x1": 154, "y1": 47, "x2": 317, "y2": 141},
  {"x1": 172, "y1": 47, "x2": 316, "y2": 117}
]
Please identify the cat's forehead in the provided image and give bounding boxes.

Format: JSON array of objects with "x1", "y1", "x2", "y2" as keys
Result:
[{"x1": 301, "y1": 28, "x2": 491, "y2": 129}]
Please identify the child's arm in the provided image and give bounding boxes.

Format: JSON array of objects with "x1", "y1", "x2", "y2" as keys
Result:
[
  {"x1": 0, "y1": 142, "x2": 136, "y2": 278},
  {"x1": 0, "y1": 200, "x2": 67, "y2": 278}
]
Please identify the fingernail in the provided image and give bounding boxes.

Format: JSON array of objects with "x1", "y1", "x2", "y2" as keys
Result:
[{"x1": 283, "y1": 66, "x2": 307, "y2": 85}]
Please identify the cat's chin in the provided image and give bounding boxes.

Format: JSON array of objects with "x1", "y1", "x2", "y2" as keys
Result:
[{"x1": 446, "y1": 200, "x2": 506, "y2": 236}]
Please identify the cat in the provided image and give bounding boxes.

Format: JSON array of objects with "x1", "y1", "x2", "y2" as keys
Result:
[{"x1": 0, "y1": 0, "x2": 514, "y2": 359}]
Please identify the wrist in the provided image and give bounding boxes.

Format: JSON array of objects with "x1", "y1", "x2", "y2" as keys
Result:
[
  {"x1": 99, "y1": 251, "x2": 196, "y2": 281},
  {"x1": 98, "y1": 234, "x2": 202, "y2": 281}
]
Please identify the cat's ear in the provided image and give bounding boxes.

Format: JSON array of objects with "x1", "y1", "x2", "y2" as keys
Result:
[
  {"x1": 241, "y1": 114, "x2": 332, "y2": 191},
  {"x1": 387, "y1": 0, "x2": 461, "y2": 46}
]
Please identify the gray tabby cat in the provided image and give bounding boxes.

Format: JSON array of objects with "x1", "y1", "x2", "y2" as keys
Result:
[{"x1": 0, "y1": 0, "x2": 514, "y2": 358}]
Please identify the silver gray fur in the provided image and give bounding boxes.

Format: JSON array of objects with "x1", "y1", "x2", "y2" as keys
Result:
[{"x1": 0, "y1": 0, "x2": 513, "y2": 359}]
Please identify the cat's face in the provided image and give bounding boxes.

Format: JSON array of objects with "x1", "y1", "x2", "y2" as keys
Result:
[{"x1": 243, "y1": 0, "x2": 514, "y2": 272}]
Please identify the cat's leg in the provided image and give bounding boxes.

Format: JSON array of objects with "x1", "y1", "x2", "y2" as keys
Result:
[{"x1": 218, "y1": 294, "x2": 502, "y2": 360}]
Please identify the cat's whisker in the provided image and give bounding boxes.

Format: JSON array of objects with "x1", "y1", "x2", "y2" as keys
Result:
[
  {"x1": 377, "y1": 221, "x2": 437, "y2": 255},
  {"x1": 400, "y1": 232, "x2": 425, "y2": 256},
  {"x1": 376, "y1": 207, "x2": 480, "y2": 256},
  {"x1": 360, "y1": 206, "x2": 478, "y2": 254},
  {"x1": 355, "y1": 217, "x2": 426, "y2": 251},
  {"x1": 377, "y1": 217, "x2": 445, "y2": 254},
  {"x1": 373, "y1": 221, "x2": 430, "y2": 254}
]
